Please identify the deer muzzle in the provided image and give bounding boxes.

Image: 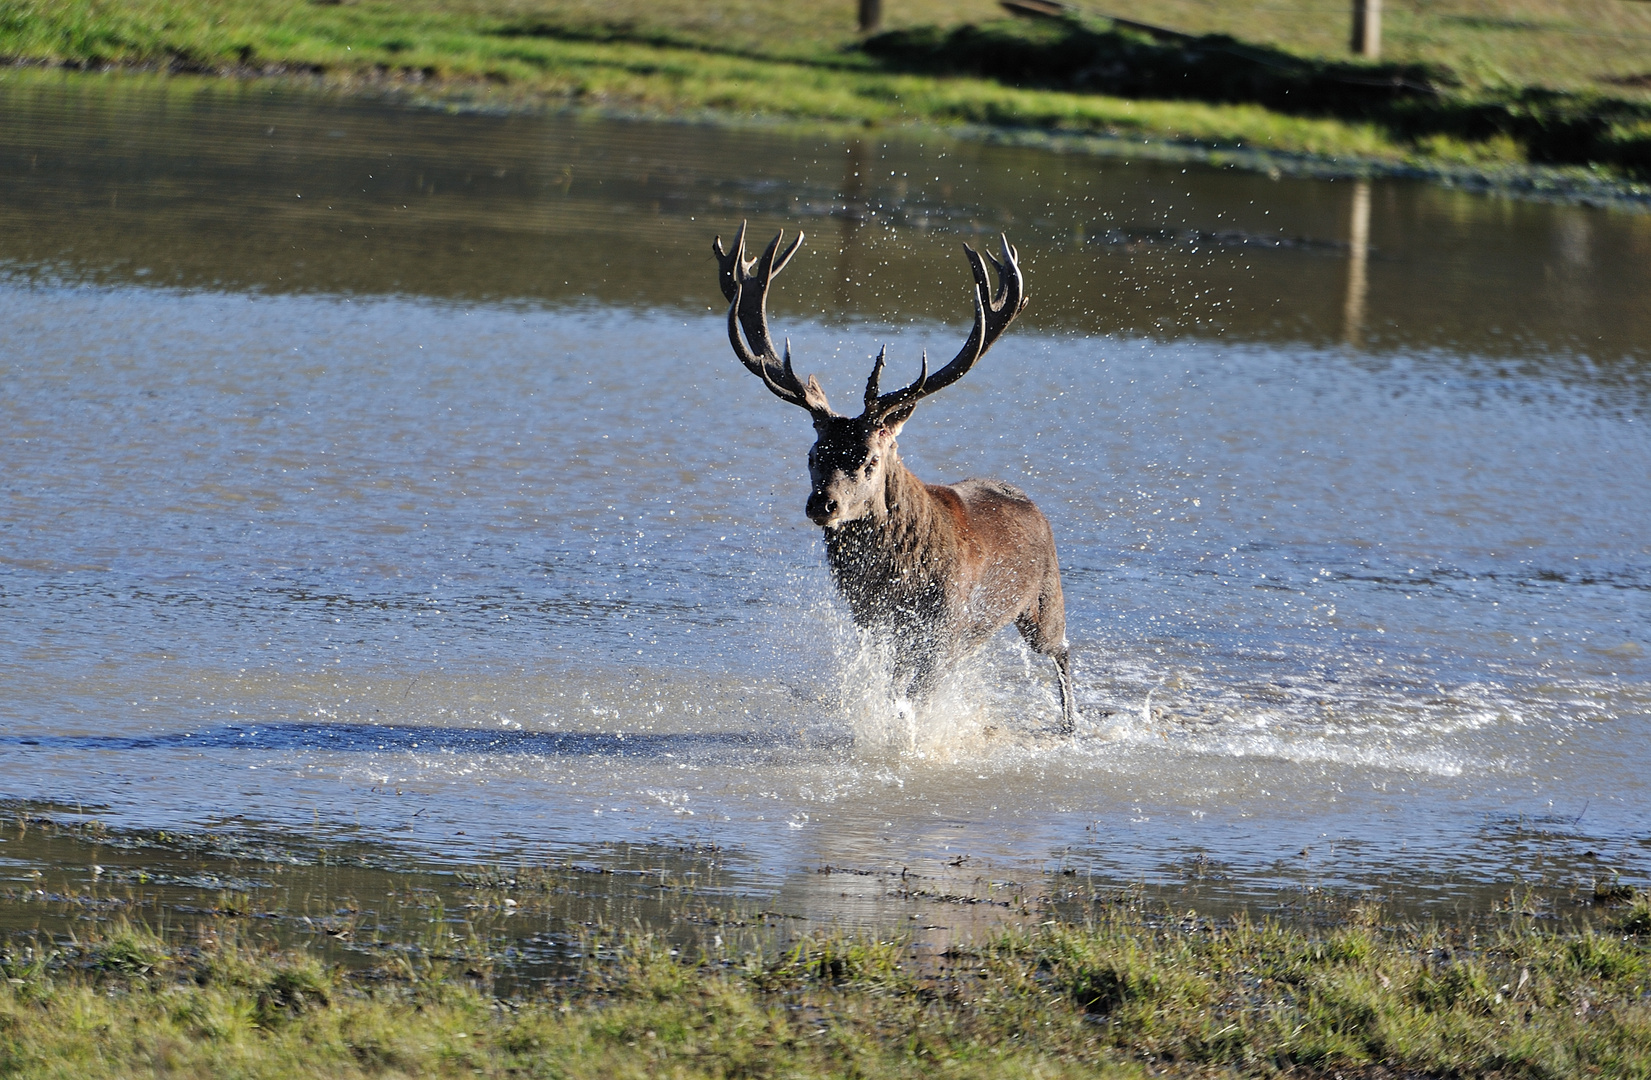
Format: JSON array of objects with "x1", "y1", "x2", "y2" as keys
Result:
[{"x1": 805, "y1": 490, "x2": 839, "y2": 526}]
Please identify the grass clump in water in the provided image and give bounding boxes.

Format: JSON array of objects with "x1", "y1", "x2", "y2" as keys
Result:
[
  {"x1": 1611, "y1": 891, "x2": 1651, "y2": 937},
  {"x1": 2, "y1": 907, "x2": 1650, "y2": 1078},
  {"x1": 79, "y1": 921, "x2": 169, "y2": 976}
]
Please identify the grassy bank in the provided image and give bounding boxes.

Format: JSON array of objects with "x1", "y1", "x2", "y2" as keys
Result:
[
  {"x1": 3, "y1": 807, "x2": 1650, "y2": 1076},
  {"x1": 1011, "y1": 0, "x2": 1651, "y2": 98},
  {"x1": 1, "y1": 0, "x2": 1649, "y2": 195},
  {"x1": 4, "y1": 901, "x2": 1651, "y2": 1078},
  {"x1": 866, "y1": 14, "x2": 1651, "y2": 177},
  {"x1": 0, "y1": 0, "x2": 1406, "y2": 162}
]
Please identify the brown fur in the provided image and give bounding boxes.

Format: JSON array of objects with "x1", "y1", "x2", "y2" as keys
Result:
[{"x1": 816, "y1": 443, "x2": 1076, "y2": 732}]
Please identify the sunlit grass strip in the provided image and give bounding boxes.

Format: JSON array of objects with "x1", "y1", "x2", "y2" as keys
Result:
[
  {"x1": 1004, "y1": 910, "x2": 1651, "y2": 1075},
  {"x1": 3, "y1": 904, "x2": 1649, "y2": 1078},
  {"x1": 0, "y1": 0, "x2": 1424, "y2": 169}
]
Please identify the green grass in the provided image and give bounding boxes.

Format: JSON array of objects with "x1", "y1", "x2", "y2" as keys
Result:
[
  {"x1": 8, "y1": 0, "x2": 1642, "y2": 97},
  {"x1": 4, "y1": 902, "x2": 1651, "y2": 1078},
  {"x1": 1051, "y1": 0, "x2": 1651, "y2": 98},
  {"x1": 866, "y1": 13, "x2": 1651, "y2": 176},
  {"x1": 0, "y1": 0, "x2": 1647, "y2": 212},
  {"x1": 3, "y1": 0, "x2": 1647, "y2": 189},
  {"x1": 0, "y1": 0, "x2": 1396, "y2": 161}
]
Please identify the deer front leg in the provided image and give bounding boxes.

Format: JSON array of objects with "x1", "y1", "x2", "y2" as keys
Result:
[{"x1": 891, "y1": 634, "x2": 944, "y2": 703}]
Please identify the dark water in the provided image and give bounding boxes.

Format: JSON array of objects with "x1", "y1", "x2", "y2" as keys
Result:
[{"x1": 2, "y1": 74, "x2": 1648, "y2": 924}]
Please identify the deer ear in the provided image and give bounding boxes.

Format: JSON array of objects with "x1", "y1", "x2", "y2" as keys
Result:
[
  {"x1": 880, "y1": 406, "x2": 915, "y2": 436},
  {"x1": 801, "y1": 375, "x2": 833, "y2": 416}
]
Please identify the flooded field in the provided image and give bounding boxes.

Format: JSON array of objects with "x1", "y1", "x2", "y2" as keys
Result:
[{"x1": 2, "y1": 76, "x2": 1649, "y2": 936}]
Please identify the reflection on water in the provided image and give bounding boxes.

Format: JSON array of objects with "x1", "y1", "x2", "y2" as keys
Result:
[
  {"x1": 2, "y1": 74, "x2": 1650, "y2": 372},
  {"x1": 0, "y1": 804, "x2": 771, "y2": 993},
  {"x1": 1342, "y1": 179, "x2": 1371, "y2": 347},
  {"x1": 1, "y1": 75, "x2": 1649, "y2": 924},
  {"x1": 0, "y1": 802, "x2": 1626, "y2": 988}
]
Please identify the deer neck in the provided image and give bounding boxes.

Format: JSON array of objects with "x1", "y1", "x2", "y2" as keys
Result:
[{"x1": 877, "y1": 456, "x2": 935, "y2": 536}]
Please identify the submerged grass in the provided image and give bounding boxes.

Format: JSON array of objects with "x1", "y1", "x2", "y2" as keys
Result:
[
  {"x1": 1, "y1": 0, "x2": 1649, "y2": 194},
  {"x1": 3, "y1": 900, "x2": 1651, "y2": 1078}
]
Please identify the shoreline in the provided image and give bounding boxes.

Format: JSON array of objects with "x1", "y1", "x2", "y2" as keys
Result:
[
  {"x1": 3, "y1": 803, "x2": 1649, "y2": 1078},
  {"x1": 5, "y1": 60, "x2": 1650, "y2": 213},
  {"x1": 1, "y1": 799, "x2": 1639, "y2": 972}
]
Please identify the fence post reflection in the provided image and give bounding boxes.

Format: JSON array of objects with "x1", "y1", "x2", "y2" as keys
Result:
[{"x1": 1343, "y1": 179, "x2": 1372, "y2": 347}]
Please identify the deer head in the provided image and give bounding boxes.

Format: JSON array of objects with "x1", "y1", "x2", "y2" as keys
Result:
[{"x1": 713, "y1": 222, "x2": 1027, "y2": 529}]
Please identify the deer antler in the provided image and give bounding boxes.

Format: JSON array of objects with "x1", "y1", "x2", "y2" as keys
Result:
[
  {"x1": 863, "y1": 235, "x2": 1026, "y2": 427},
  {"x1": 713, "y1": 222, "x2": 834, "y2": 416}
]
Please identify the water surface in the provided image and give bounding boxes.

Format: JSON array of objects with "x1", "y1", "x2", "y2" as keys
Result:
[{"x1": 2, "y1": 77, "x2": 1649, "y2": 921}]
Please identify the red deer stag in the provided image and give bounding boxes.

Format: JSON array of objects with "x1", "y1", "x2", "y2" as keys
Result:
[{"x1": 713, "y1": 222, "x2": 1078, "y2": 734}]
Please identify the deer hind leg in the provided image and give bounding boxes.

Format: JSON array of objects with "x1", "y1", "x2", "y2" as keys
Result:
[
  {"x1": 1015, "y1": 589, "x2": 1079, "y2": 736},
  {"x1": 1052, "y1": 646, "x2": 1077, "y2": 736}
]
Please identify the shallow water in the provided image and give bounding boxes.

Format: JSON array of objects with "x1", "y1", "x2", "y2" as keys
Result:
[{"x1": 1, "y1": 76, "x2": 1648, "y2": 921}]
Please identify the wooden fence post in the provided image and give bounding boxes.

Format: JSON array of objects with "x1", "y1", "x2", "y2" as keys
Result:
[{"x1": 1351, "y1": 0, "x2": 1381, "y2": 58}]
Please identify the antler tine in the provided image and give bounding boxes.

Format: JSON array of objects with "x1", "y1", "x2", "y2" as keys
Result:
[
  {"x1": 712, "y1": 220, "x2": 750, "y2": 304},
  {"x1": 766, "y1": 229, "x2": 805, "y2": 280},
  {"x1": 740, "y1": 230, "x2": 794, "y2": 362},
  {"x1": 862, "y1": 235, "x2": 1025, "y2": 425},
  {"x1": 713, "y1": 222, "x2": 804, "y2": 310},
  {"x1": 716, "y1": 223, "x2": 833, "y2": 415},
  {"x1": 984, "y1": 233, "x2": 1028, "y2": 323},
  {"x1": 862, "y1": 346, "x2": 887, "y2": 410}
]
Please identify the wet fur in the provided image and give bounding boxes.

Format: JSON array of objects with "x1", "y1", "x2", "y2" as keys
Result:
[
  {"x1": 713, "y1": 223, "x2": 1075, "y2": 733},
  {"x1": 822, "y1": 455, "x2": 1076, "y2": 731}
]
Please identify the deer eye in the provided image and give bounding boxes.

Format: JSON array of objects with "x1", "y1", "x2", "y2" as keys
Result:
[{"x1": 865, "y1": 456, "x2": 879, "y2": 472}]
